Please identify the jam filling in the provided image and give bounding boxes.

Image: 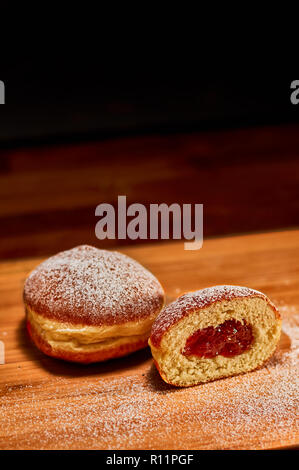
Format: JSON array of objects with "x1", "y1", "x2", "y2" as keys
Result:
[{"x1": 182, "y1": 319, "x2": 253, "y2": 359}]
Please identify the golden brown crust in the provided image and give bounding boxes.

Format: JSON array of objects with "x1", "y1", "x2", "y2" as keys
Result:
[
  {"x1": 23, "y1": 245, "x2": 165, "y2": 327},
  {"x1": 150, "y1": 285, "x2": 280, "y2": 349}
]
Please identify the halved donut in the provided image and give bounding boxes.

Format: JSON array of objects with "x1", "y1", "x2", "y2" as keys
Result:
[
  {"x1": 149, "y1": 285, "x2": 281, "y2": 387},
  {"x1": 24, "y1": 245, "x2": 165, "y2": 363}
]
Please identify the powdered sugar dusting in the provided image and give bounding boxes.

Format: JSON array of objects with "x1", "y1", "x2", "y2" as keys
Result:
[
  {"x1": 23, "y1": 245, "x2": 164, "y2": 326},
  {"x1": 1, "y1": 314, "x2": 298, "y2": 450},
  {"x1": 150, "y1": 285, "x2": 274, "y2": 347}
]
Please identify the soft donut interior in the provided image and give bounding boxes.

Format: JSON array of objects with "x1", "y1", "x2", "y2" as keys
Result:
[
  {"x1": 149, "y1": 296, "x2": 281, "y2": 386},
  {"x1": 26, "y1": 306, "x2": 154, "y2": 354}
]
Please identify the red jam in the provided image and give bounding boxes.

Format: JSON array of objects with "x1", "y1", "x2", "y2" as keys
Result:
[{"x1": 182, "y1": 320, "x2": 253, "y2": 358}]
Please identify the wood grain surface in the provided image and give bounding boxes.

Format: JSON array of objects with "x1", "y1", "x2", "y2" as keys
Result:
[
  {"x1": 1, "y1": 123, "x2": 299, "y2": 260},
  {"x1": 0, "y1": 230, "x2": 298, "y2": 449}
]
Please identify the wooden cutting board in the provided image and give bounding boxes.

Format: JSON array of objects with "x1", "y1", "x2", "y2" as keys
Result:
[{"x1": 0, "y1": 231, "x2": 298, "y2": 450}]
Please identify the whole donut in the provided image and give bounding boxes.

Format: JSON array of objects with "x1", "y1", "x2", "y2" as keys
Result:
[{"x1": 24, "y1": 245, "x2": 165, "y2": 363}]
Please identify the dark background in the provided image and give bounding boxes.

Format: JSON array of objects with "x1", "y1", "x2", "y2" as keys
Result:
[
  {"x1": 0, "y1": 63, "x2": 299, "y2": 259},
  {"x1": 0, "y1": 64, "x2": 298, "y2": 144}
]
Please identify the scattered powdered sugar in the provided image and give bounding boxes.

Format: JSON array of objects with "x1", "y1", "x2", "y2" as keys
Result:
[
  {"x1": 1, "y1": 314, "x2": 298, "y2": 450},
  {"x1": 150, "y1": 285, "x2": 273, "y2": 347},
  {"x1": 23, "y1": 245, "x2": 164, "y2": 325}
]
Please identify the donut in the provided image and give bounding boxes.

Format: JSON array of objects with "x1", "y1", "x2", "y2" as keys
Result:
[
  {"x1": 149, "y1": 285, "x2": 281, "y2": 387},
  {"x1": 24, "y1": 245, "x2": 165, "y2": 363}
]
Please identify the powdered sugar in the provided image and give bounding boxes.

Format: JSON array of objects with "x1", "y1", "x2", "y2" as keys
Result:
[
  {"x1": 150, "y1": 285, "x2": 274, "y2": 347},
  {"x1": 1, "y1": 314, "x2": 298, "y2": 450},
  {"x1": 23, "y1": 245, "x2": 164, "y2": 326}
]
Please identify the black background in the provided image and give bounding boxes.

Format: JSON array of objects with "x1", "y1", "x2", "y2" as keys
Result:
[{"x1": 1, "y1": 59, "x2": 297, "y2": 145}]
